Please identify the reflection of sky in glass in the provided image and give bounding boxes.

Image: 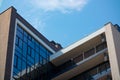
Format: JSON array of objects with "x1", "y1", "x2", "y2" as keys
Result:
[{"x1": 12, "y1": 24, "x2": 52, "y2": 79}]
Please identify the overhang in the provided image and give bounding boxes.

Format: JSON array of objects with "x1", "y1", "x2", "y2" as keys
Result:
[{"x1": 50, "y1": 27, "x2": 105, "y2": 66}]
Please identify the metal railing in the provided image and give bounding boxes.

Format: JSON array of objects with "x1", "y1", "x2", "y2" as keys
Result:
[
  {"x1": 53, "y1": 42, "x2": 108, "y2": 78},
  {"x1": 70, "y1": 61, "x2": 111, "y2": 80},
  {"x1": 73, "y1": 42, "x2": 107, "y2": 64}
]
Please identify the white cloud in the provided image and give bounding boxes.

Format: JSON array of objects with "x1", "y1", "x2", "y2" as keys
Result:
[
  {"x1": 30, "y1": 0, "x2": 88, "y2": 13},
  {"x1": 32, "y1": 18, "x2": 46, "y2": 33}
]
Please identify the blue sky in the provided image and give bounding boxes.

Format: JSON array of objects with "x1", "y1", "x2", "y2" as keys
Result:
[{"x1": 0, "y1": 0, "x2": 120, "y2": 47}]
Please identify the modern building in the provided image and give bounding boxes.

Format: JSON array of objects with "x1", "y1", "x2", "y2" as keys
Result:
[
  {"x1": 0, "y1": 7, "x2": 120, "y2": 80},
  {"x1": 0, "y1": 7, "x2": 62, "y2": 80},
  {"x1": 50, "y1": 23, "x2": 120, "y2": 80}
]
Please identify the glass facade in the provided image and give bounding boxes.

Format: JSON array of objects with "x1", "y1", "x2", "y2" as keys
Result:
[{"x1": 12, "y1": 24, "x2": 53, "y2": 80}]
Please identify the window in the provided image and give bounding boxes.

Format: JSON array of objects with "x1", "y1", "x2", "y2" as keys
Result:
[
  {"x1": 12, "y1": 24, "x2": 53, "y2": 79},
  {"x1": 14, "y1": 55, "x2": 18, "y2": 68},
  {"x1": 28, "y1": 35, "x2": 32, "y2": 40},
  {"x1": 84, "y1": 48, "x2": 95, "y2": 58},
  {"x1": 23, "y1": 43, "x2": 27, "y2": 57},
  {"x1": 18, "y1": 57, "x2": 22, "y2": 71},
  {"x1": 15, "y1": 36, "x2": 19, "y2": 45},
  {"x1": 73, "y1": 54, "x2": 83, "y2": 63},
  {"x1": 35, "y1": 45, "x2": 39, "y2": 52},
  {"x1": 35, "y1": 53, "x2": 39, "y2": 64},
  {"x1": 18, "y1": 39, "x2": 23, "y2": 49},
  {"x1": 96, "y1": 42, "x2": 107, "y2": 52},
  {"x1": 17, "y1": 25, "x2": 23, "y2": 33},
  {"x1": 23, "y1": 36, "x2": 27, "y2": 43},
  {"x1": 31, "y1": 49, "x2": 35, "y2": 58},
  {"x1": 22, "y1": 60, "x2": 26, "y2": 70},
  {"x1": 27, "y1": 46, "x2": 31, "y2": 56}
]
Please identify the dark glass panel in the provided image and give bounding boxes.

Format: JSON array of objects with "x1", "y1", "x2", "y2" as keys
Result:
[
  {"x1": 16, "y1": 30, "x2": 23, "y2": 39},
  {"x1": 27, "y1": 46, "x2": 31, "y2": 56},
  {"x1": 23, "y1": 31, "x2": 28, "y2": 37},
  {"x1": 73, "y1": 54, "x2": 83, "y2": 63},
  {"x1": 23, "y1": 43, "x2": 27, "y2": 57},
  {"x1": 15, "y1": 49, "x2": 22, "y2": 58},
  {"x1": 35, "y1": 45, "x2": 39, "y2": 52},
  {"x1": 15, "y1": 36, "x2": 19, "y2": 45},
  {"x1": 17, "y1": 25, "x2": 23, "y2": 33},
  {"x1": 22, "y1": 60, "x2": 26, "y2": 70},
  {"x1": 18, "y1": 39, "x2": 23, "y2": 49},
  {"x1": 84, "y1": 48, "x2": 95, "y2": 58},
  {"x1": 31, "y1": 49, "x2": 35, "y2": 58},
  {"x1": 18, "y1": 57, "x2": 22, "y2": 71},
  {"x1": 23, "y1": 36, "x2": 27, "y2": 43},
  {"x1": 14, "y1": 55, "x2": 18, "y2": 67},
  {"x1": 96, "y1": 42, "x2": 107, "y2": 52},
  {"x1": 35, "y1": 53, "x2": 39, "y2": 65}
]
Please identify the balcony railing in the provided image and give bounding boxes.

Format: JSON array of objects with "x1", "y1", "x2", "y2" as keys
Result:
[
  {"x1": 52, "y1": 42, "x2": 107, "y2": 78},
  {"x1": 73, "y1": 42, "x2": 107, "y2": 63},
  {"x1": 70, "y1": 61, "x2": 111, "y2": 80}
]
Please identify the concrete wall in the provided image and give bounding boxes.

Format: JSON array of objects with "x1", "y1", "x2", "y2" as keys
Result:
[
  {"x1": 0, "y1": 7, "x2": 16, "y2": 80},
  {"x1": 105, "y1": 23, "x2": 120, "y2": 80}
]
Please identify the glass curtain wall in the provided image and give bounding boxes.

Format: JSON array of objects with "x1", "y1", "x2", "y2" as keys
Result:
[{"x1": 12, "y1": 24, "x2": 52, "y2": 80}]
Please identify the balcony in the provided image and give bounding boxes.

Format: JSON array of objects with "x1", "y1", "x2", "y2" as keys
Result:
[
  {"x1": 52, "y1": 42, "x2": 108, "y2": 80},
  {"x1": 73, "y1": 42, "x2": 107, "y2": 63},
  {"x1": 70, "y1": 61, "x2": 111, "y2": 80}
]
